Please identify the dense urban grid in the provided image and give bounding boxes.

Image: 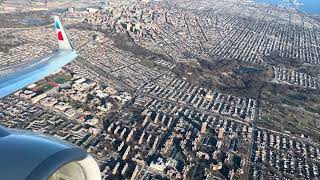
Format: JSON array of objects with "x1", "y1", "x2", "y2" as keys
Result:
[{"x1": 1, "y1": 0, "x2": 320, "y2": 179}]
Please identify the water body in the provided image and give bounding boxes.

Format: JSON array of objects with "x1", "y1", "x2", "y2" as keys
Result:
[{"x1": 256, "y1": 0, "x2": 320, "y2": 15}]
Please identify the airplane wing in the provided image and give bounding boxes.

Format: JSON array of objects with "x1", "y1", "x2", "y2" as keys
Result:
[{"x1": 0, "y1": 16, "x2": 78, "y2": 99}]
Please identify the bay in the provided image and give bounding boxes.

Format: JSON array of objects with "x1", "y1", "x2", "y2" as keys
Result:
[{"x1": 255, "y1": 0, "x2": 320, "y2": 15}]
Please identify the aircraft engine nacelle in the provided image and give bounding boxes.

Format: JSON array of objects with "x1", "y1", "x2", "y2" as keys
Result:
[{"x1": 0, "y1": 126, "x2": 101, "y2": 180}]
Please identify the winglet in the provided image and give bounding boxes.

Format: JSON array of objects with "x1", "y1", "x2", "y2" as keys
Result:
[{"x1": 54, "y1": 16, "x2": 73, "y2": 50}]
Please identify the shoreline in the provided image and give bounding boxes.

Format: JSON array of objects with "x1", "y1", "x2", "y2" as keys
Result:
[{"x1": 254, "y1": 0, "x2": 320, "y2": 16}]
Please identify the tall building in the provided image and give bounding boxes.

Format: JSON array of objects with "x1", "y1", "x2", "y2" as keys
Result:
[
  {"x1": 138, "y1": 131, "x2": 145, "y2": 144},
  {"x1": 201, "y1": 122, "x2": 207, "y2": 133},
  {"x1": 218, "y1": 128, "x2": 224, "y2": 139},
  {"x1": 121, "y1": 163, "x2": 128, "y2": 175},
  {"x1": 131, "y1": 165, "x2": 139, "y2": 180},
  {"x1": 126, "y1": 128, "x2": 135, "y2": 142},
  {"x1": 112, "y1": 162, "x2": 120, "y2": 175},
  {"x1": 122, "y1": 146, "x2": 131, "y2": 160}
]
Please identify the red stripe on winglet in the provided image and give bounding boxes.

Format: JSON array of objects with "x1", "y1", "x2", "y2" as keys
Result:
[{"x1": 57, "y1": 31, "x2": 64, "y2": 41}]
